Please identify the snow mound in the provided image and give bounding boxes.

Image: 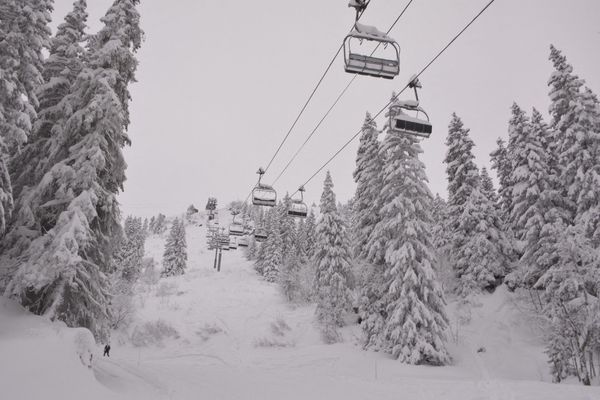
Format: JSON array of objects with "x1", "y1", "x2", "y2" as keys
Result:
[{"x1": 0, "y1": 297, "x2": 120, "y2": 400}]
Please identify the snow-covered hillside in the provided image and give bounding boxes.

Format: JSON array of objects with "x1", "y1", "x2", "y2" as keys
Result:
[{"x1": 3, "y1": 213, "x2": 599, "y2": 400}]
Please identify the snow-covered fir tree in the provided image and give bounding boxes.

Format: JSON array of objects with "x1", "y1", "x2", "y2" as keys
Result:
[
  {"x1": 506, "y1": 103, "x2": 533, "y2": 245},
  {"x1": 152, "y1": 213, "x2": 167, "y2": 234},
  {"x1": 6, "y1": 0, "x2": 88, "y2": 257},
  {"x1": 0, "y1": 0, "x2": 53, "y2": 235},
  {"x1": 279, "y1": 244, "x2": 302, "y2": 302},
  {"x1": 114, "y1": 215, "x2": 145, "y2": 283},
  {"x1": 444, "y1": 114, "x2": 485, "y2": 292},
  {"x1": 352, "y1": 112, "x2": 383, "y2": 260},
  {"x1": 161, "y1": 218, "x2": 187, "y2": 277},
  {"x1": 3, "y1": 0, "x2": 143, "y2": 340},
  {"x1": 479, "y1": 167, "x2": 498, "y2": 204},
  {"x1": 261, "y1": 227, "x2": 283, "y2": 283},
  {"x1": 313, "y1": 171, "x2": 353, "y2": 343},
  {"x1": 490, "y1": 137, "x2": 512, "y2": 218},
  {"x1": 366, "y1": 102, "x2": 449, "y2": 364},
  {"x1": 303, "y1": 209, "x2": 317, "y2": 259},
  {"x1": 453, "y1": 178, "x2": 511, "y2": 296},
  {"x1": 430, "y1": 193, "x2": 450, "y2": 254}
]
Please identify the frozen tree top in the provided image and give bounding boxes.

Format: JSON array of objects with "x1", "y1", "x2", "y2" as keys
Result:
[{"x1": 351, "y1": 22, "x2": 396, "y2": 43}]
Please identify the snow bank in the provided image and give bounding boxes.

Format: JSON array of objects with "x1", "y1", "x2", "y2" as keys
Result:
[{"x1": 0, "y1": 297, "x2": 121, "y2": 400}]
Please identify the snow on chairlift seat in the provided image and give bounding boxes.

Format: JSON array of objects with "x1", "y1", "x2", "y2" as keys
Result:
[
  {"x1": 392, "y1": 112, "x2": 432, "y2": 138},
  {"x1": 343, "y1": 22, "x2": 400, "y2": 80},
  {"x1": 288, "y1": 200, "x2": 308, "y2": 218},
  {"x1": 252, "y1": 184, "x2": 277, "y2": 207},
  {"x1": 238, "y1": 236, "x2": 249, "y2": 247},
  {"x1": 254, "y1": 229, "x2": 268, "y2": 242},
  {"x1": 229, "y1": 223, "x2": 244, "y2": 236}
]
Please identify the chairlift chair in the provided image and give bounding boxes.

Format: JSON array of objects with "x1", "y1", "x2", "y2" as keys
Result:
[
  {"x1": 343, "y1": 22, "x2": 400, "y2": 80},
  {"x1": 389, "y1": 76, "x2": 432, "y2": 138},
  {"x1": 229, "y1": 214, "x2": 245, "y2": 236},
  {"x1": 288, "y1": 186, "x2": 308, "y2": 218},
  {"x1": 238, "y1": 236, "x2": 249, "y2": 247},
  {"x1": 252, "y1": 168, "x2": 277, "y2": 207},
  {"x1": 254, "y1": 228, "x2": 268, "y2": 242}
]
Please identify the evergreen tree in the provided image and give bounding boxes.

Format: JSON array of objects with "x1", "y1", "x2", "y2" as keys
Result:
[
  {"x1": 3, "y1": 0, "x2": 143, "y2": 340},
  {"x1": 279, "y1": 245, "x2": 302, "y2": 302},
  {"x1": 245, "y1": 236, "x2": 258, "y2": 261},
  {"x1": 262, "y1": 228, "x2": 282, "y2": 283},
  {"x1": 153, "y1": 213, "x2": 167, "y2": 234},
  {"x1": 115, "y1": 215, "x2": 145, "y2": 283},
  {"x1": 444, "y1": 113, "x2": 479, "y2": 233},
  {"x1": 490, "y1": 138, "x2": 511, "y2": 217},
  {"x1": 313, "y1": 171, "x2": 353, "y2": 343},
  {"x1": 506, "y1": 103, "x2": 533, "y2": 243},
  {"x1": 368, "y1": 105, "x2": 449, "y2": 364},
  {"x1": 430, "y1": 193, "x2": 450, "y2": 253},
  {"x1": 352, "y1": 112, "x2": 383, "y2": 259},
  {"x1": 161, "y1": 218, "x2": 187, "y2": 277},
  {"x1": 479, "y1": 167, "x2": 498, "y2": 204},
  {"x1": 444, "y1": 114, "x2": 482, "y2": 292},
  {"x1": 6, "y1": 0, "x2": 88, "y2": 255},
  {"x1": 453, "y1": 180, "x2": 511, "y2": 295},
  {"x1": 0, "y1": 0, "x2": 53, "y2": 235},
  {"x1": 303, "y1": 209, "x2": 317, "y2": 259}
]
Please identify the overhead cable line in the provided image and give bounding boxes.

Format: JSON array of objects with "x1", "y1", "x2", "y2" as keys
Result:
[
  {"x1": 272, "y1": 0, "x2": 415, "y2": 185},
  {"x1": 261, "y1": 6, "x2": 370, "y2": 175},
  {"x1": 290, "y1": 0, "x2": 496, "y2": 198}
]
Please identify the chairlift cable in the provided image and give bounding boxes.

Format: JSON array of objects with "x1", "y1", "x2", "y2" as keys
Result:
[
  {"x1": 290, "y1": 0, "x2": 496, "y2": 198},
  {"x1": 271, "y1": 0, "x2": 415, "y2": 185},
  {"x1": 261, "y1": 7, "x2": 370, "y2": 175}
]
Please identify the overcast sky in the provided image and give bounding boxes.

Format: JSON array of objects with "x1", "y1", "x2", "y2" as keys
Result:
[{"x1": 51, "y1": 0, "x2": 600, "y2": 217}]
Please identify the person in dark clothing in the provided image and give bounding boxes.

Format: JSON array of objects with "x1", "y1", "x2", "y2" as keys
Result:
[{"x1": 103, "y1": 344, "x2": 111, "y2": 357}]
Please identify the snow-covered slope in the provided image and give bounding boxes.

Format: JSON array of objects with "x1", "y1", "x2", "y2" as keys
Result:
[
  {"x1": 2, "y1": 211, "x2": 599, "y2": 399},
  {"x1": 0, "y1": 297, "x2": 121, "y2": 400}
]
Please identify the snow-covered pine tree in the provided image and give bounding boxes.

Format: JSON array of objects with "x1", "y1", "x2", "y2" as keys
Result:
[
  {"x1": 153, "y1": 213, "x2": 167, "y2": 234},
  {"x1": 116, "y1": 215, "x2": 145, "y2": 283},
  {"x1": 279, "y1": 243, "x2": 302, "y2": 302},
  {"x1": 444, "y1": 114, "x2": 483, "y2": 292},
  {"x1": 6, "y1": 0, "x2": 88, "y2": 257},
  {"x1": 352, "y1": 112, "x2": 383, "y2": 260},
  {"x1": 506, "y1": 103, "x2": 533, "y2": 244},
  {"x1": 3, "y1": 0, "x2": 143, "y2": 340},
  {"x1": 303, "y1": 209, "x2": 317, "y2": 259},
  {"x1": 518, "y1": 109, "x2": 568, "y2": 290},
  {"x1": 453, "y1": 177, "x2": 511, "y2": 296},
  {"x1": 313, "y1": 171, "x2": 353, "y2": 343},
  {"x1": 245, "y1": 236, "x2": 258, "y2": 261},
  {"x1": 368, "y1": 102, "x2": 449, "y2": 364},
  {"x1": 430, "y1": 193, "x2": 450, "y2": 252},
  {"x1": 0, "y1": 0, "x2": 53, "y2": 235},
  {"x1": 278, "y1": 194, "x2": 296, "y2": 262},
  {"x1": 161, "y1": 218, "x2": 187, "y2": 277},
  {"x1": 479, "y1": 167, "x2": 498, "y2": 204},
  {"x1": 490, "y1": 138, "x2": 512, "y2": 218},
  {"x1": 261, "y1": 227, "x2": 282, "y2": 283}
]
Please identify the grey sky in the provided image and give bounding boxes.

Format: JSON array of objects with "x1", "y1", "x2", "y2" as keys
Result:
[{"x1": 50, "y1": 0, "x2": 600, "y2": 217}]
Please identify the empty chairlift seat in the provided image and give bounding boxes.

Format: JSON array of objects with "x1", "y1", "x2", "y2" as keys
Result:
[
  {"x1": 254, "y1": 229, "x2": 268, "y2": 242},
  {"x1": 288, "y1": 200, "x2": 308, "y2": 218},
  {"x1": 229, "y1": 223, "x2": 245, "y2": 236},
  {"x1": 343, "y1": 22, "x2": 400, "y2": 80},
  {"x1": 390, "y1": 100, "x2": 432, "y2": 139},
  {"x1": 238, "y1": 236, "x2": 249, "y2": 247},
  {"x1": 252, "y1": 184, "x2": 277, "y2": 207}
]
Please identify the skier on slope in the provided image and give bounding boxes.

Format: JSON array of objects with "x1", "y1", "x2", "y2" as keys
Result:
[{"x1": 103, "y1": 343, "x2": 111, "y2": 357}]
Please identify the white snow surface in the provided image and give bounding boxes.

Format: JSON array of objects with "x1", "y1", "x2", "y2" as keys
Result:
[{"x1": 1, "y1": 210, "x2": 599, "y2": 399}]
